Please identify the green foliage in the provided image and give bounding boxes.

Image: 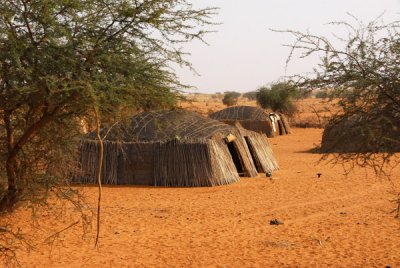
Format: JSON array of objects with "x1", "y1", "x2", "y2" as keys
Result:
[
  {"x1": 293, "y1": 89, "x2": 312, "y2": 100},
  {"x1": 256, "y1": 82, "x2": 297, "y2": 115},
  {"x1": 284, "y1": 16, "x2": 400, "y2": 165},
  {"x1": 0, "y1": 0, "x2": 216, "y2": 212},
  {"x1": 0, "y1": 0, "x2": 216, "y2": 262},
  {"x1": 243, "y1": 91, "x2": 257, "y2": 101},
  {"x1": 315, "y1": 90, "x2": 328, "y2": 99},
  {"x1": 222, "y1": 91, "x2": 241, "y2": 106}
]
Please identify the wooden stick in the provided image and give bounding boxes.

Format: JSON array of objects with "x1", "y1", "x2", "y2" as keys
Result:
[{"x1": 94, "y1": 108, "x2": 103, "y2": 249}]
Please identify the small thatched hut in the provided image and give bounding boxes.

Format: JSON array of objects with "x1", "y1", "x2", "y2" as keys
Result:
[
  {"x1": 209, "y1": 106, "x2": 291, "y2": 137},
  {"x1": 321, "y1": 114, "x2": 400, "y2": 153},
  {"x1": 73, "y1": 110, "x2": 278, "y2": 187}
]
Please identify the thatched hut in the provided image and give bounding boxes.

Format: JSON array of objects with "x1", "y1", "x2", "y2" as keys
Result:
[
  {"x1": 73, "y1": 110, "x2": 278, "y2": 187},
  {"x1": 209, "y1": 106, "x2": 291, "y2": 137},
  {"x1": 321, "y1": 114, "x2": 400, "y2": 153}
]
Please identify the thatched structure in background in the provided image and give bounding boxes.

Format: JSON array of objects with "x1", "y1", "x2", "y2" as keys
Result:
[
  {"x1": 73, "y1": 110, "x2": 278, "y2": 187},
  {"x1": 209, "y1": 106, "x2": 291, "y2": 137},
  {"x1": 321, "y1": 114, "x2": 400, "y2": 153}
]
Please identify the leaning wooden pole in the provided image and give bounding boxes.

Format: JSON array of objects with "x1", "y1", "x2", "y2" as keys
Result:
[{"x1": 94, "y1": 108, "x2": 103, "y2": 248}]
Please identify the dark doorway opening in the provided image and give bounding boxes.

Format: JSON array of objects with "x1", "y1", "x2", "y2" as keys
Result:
[
  {"x1": 277, "y1": 120, "x2": 286, "y2": 135},
  {"x1": 244, "y1": 137, "x2": 262, "y2": 172},
  {"x1": 227, "y1": 142, "x2": 244, "y2": 176}
]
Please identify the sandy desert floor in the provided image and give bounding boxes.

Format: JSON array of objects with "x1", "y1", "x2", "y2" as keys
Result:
[{"x1": 4, "y1": 127, "x2": 400, "y2": 267}]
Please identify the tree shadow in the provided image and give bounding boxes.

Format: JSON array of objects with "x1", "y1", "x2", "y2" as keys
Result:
[{"x1": 295, "y1": 145, "x2": 322, "y2": 154}]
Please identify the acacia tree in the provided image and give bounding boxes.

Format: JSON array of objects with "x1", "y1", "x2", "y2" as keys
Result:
[
  {"x1": 280, "y1": 17, "x2": 400, "y2": 166},
  {"x1": 256, "y1": 82, "x2": 298, "y2": 116},
  {"x1": 0, "y1": 0, "x2": 216, "y2": 211},
  {"x1": 280, "y1": 17, "x2": 400, "y2": 215}
]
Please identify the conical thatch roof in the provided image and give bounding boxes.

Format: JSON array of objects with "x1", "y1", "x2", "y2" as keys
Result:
[{"x1": 210, "y1": 106, "x2": 269, "y2": 121}]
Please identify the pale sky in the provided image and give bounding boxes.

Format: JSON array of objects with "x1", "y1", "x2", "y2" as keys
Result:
[{"x1": 176, "y1": 0, "x2": 400, "y2": 93}]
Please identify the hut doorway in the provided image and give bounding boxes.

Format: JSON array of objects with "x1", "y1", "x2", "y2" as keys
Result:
[
  {"x1": 244, "y1": 136, "x2": 262, "y2": 172},
  {"x1": 227, "y1": 141, "x2": 245, "y2": 176},
  {"x1": 277, "y1": 120, "x2": 285, "y2": 135}
]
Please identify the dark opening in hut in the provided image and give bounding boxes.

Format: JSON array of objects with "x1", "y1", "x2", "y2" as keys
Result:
[
  {"x1": 209, "y1": 106, "x2": 291, "y2": 137},
  {"x1": 227, "y1": 141, "x2": 245, "y2": 175},
  {"x1": 73, "y1": 110, "x2": 279, "y2": 187}
]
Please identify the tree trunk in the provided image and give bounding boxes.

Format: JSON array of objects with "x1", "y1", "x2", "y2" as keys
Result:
[
  {"x1": 0, "y1": 108, "x2": 57, "y2": 212},
  {"x1": 94, "y1": 108, "x2": 103, "y2": 248},
  {"x1": 1, "y1": 157, "x2": 18, "y2": 212},
  {"x1": 1, "y1": 111, "x2": 18, "y2": 212}
]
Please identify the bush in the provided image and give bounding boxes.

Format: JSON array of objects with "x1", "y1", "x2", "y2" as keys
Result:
[
  {"x1": 315, "y1": 90, "x2": 328, "y2": 99},
  {"x1": 222, "y1": 91, "x2": 241, "y2": 106},
  {"x1": 294, "y1": 89, "x2": 312, "y2": 99},
  {"x1": 256, "y1": 82, "x2": 297, "y2": 116},
  {"x1": 243, "y1": 91, "x2": 257, "y2": 101}
]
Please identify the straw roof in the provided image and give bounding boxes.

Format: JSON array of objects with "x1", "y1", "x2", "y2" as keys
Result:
[
  {"x1": 209, "y1": 106, "x2": 292, "y2": 137},
  {"x1": 210, "y1": 106, "x2": 269, "y2": 121},
  {"x1": 94, "y1": 109, "x2": 234, "y2": 142}
]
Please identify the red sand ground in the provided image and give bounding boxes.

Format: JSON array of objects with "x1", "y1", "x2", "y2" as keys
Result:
[{"x1": 5, "y1": 128, "x2": 400, "y2": 267}]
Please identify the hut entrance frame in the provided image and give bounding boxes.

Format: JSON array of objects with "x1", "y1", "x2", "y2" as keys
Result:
[{"x1": 226, "y1": 141, "x2": 245, "y2": 176}]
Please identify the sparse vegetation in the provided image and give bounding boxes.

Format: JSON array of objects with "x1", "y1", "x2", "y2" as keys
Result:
[
  {"x1": 256, "y1": 82, "x2": 298, "y2": 116},
  {"x1": 1, "y1": 1, "x2": 399, "y2": 266},
  {"x1": 315, "y1": 91, "x2": 328, "y2": 99},
  {"x1": 283, "y1": 16, "x2": 400, "y2": 216},
  {"x1": 222, "y1": 91, "x2": 241, "y2": 106},
  {"x1": 243, "y1": 91, "x2": 258, "y2": 101},
  {"x1": 283, "y1": 16, "x2": 400, "y2": 165}
]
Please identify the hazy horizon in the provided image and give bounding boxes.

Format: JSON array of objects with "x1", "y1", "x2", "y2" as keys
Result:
[{"x1": 176, "y1": 0, "x2": 400, "y2": 94}]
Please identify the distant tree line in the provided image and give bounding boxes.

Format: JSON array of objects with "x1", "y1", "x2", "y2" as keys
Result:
[
  {"x1": 243, "y1": 91, "x2": 257, "y2": 101},
  {"x1": 221, "y1": 83, "x2": 306, "y2": 114},
  {"x1": 222, "y1": 91, "x2": 241, "y2": 106}
]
